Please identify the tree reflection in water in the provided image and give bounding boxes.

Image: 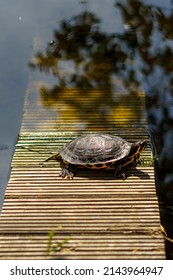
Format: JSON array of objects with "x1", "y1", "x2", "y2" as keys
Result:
[
  {"x1": 30, "y1": 9, "x2": 144, "y2": 131},
  {"x1": 30, "y1": 0, "x2": 173, "y2": 258}
]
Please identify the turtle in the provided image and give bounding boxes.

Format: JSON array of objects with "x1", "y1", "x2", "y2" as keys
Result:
[{"x1": 45, "y1": 133, "x2": 147, "y2": 179}]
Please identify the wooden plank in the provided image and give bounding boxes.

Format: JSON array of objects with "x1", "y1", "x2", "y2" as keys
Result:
[
  {"x1": 20, "y1": 89, "x2": 147, "y2": 132},
  {"x1": 0, "y1": 235, "x2": 164, "y2": 260},
  {"x1": 0, "y1": 89, "x2": 165, "y2": 259}
]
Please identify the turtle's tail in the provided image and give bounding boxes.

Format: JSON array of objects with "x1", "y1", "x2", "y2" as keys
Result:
[{"x1": 45, "y1": 154, "x2": 61, "y2": 162}]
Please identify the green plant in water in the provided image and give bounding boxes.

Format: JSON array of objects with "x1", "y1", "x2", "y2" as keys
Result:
[
  {"x1": 140, "y1": 155, "x2": 159, "y2": 166},
  {"x1": 144, "y1": 156, "x2": 159, "y2": 166},
  {"x1": 47, "y1": 229, "x2": 70, "y2": 255}
]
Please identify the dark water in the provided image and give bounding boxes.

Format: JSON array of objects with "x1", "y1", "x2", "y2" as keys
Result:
[{"x1": 1, "y1": 0, "x2": 173, "y2": 258}]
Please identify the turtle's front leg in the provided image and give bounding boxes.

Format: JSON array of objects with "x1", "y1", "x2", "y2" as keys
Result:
[
  {"x1": 59, "y1": 161, "x2": 76, "y2": 179},
  {"x1": 134, "y1": 154, "x2": 142, "y2": 165},
  {"x1": 114, "y1": 164, "x2": 126, "y2": 180}
]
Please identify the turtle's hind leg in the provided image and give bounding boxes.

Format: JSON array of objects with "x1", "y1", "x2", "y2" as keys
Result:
[{"x1": 59, "y1": 161, "x2": 76, "y2": 180}]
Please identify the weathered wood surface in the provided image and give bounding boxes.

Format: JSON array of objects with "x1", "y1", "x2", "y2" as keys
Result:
[{"x1": 0, "y1": 89, "x2": 165, "y2": 259}]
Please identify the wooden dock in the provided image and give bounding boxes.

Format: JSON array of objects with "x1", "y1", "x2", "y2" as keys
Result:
[{"x1": 0, "y1": 88, "x2": 165, "y2": 259}]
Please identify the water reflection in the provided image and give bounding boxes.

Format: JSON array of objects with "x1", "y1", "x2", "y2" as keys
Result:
[
  {"x1": 115, "y1": 0, "x2": 173, "y2": 259},
  {"x1": 30, "y1": 0, "x2": 173, "y2": 258},
  {"x1": 29, "y1": 9, "x2": 145, "y2": 131}
]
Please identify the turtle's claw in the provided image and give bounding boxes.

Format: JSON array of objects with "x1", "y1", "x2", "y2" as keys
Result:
[
  {"x1": 115, "y1": 171, "x2": 126, "y2": 180},
  {"x1": 59, "y1": 168, "x2": 74, "y2": 179}
]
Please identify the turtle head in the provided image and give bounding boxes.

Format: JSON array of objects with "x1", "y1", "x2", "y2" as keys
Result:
[{"x1": 132, "y1": 140, "x2": 147, "y2": 154}]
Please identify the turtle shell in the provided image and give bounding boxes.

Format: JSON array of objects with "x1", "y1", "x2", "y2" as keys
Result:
[{"x1": 59, "y1": 134, "x2": 131, "y2": 165}]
